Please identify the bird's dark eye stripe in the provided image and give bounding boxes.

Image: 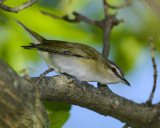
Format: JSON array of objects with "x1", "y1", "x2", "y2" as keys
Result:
[{"x1": 111, "y1": 67, "x2": 122, "y2": 79}]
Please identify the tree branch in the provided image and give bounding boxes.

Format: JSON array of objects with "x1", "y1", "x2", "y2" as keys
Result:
[
  {"x1": 147, "y1": 37, "x2": 158, "y2": 105},
  {"x1": 30, "y1": 75, "x2": 160, "y2": 128},
  {"x1": 97, "y1": 0, "x2": 124, "y2": 88},
  {"x1": 40, "y1": 11, "x2": 104, "y2": 28},
  {"x1": 102, "y1": 0, "x2": 125, "y2": 58},
  {"x1": 0, "y1": 59, "x2": 49, "y2": 128},
  {"x1": 1, "y1": 56, "x2": 160, "y2": 128},
  {"x1": 0, "y1": 0, "x2": 38, "y2": 13}
]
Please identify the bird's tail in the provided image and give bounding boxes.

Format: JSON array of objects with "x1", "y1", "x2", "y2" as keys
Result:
[
  {"x1": 14, "y1": 19, "x2": 46, "y2": 44},
  {"x1": 21, "y1": 43, "x2": 37, "y2": 49}
]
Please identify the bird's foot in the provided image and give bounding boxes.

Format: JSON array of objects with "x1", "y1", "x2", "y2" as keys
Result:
[{"x1": 61, "y1": 72, "x2": 89, "y2": 87}]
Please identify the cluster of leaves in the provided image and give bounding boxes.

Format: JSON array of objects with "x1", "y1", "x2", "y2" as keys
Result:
[{"x1": 42, "y1": 101, "x2": 71, "y2": 128}]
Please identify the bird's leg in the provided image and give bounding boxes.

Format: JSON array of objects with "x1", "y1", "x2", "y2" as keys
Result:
[
  {"x1": 61, "y1": 72, "x2": 75, "y2": 79},
  {"x1": 98, "y1": 83, "x2": 107, "y2": 88}
]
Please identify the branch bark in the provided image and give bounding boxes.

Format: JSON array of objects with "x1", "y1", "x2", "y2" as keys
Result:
[
  {"x1": 32, "y1": 76, "x2": 160, "y2": 128},
  {"x1": 0, "y1": 59, "x2": 159, "y2": 128},
  {"x1": 102, "y1": 0, "x2": 124, "y2": 58},
  {"x1": 0, "y1": 59, "x2": 49, "y2": 128},
  {"x1": 0, "y1": 0, "x2": 38, "y2": 13}
]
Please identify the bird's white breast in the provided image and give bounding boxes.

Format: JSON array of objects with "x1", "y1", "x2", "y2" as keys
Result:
[
  {"x1": 38, "y1": 51, "x2": 122, "y2": 84},
  {"x1": 39, "y1": 52, "x2": 100, "y2": 82}
]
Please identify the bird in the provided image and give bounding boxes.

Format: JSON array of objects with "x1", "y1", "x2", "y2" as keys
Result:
[{"x1": 15, "y1": 19, "x2": 130, "y2": 86}]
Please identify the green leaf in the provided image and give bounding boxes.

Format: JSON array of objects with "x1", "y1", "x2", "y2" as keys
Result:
[{"x1": 42, "y1": 100, "x2": 71, "y2": 128}]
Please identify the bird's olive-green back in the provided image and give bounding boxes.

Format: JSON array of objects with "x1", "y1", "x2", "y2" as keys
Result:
[
  {"x1": 33, "y1": 40, "x2": 102, "y2": 60},
  {"x1": 16, "y1": 19, "x2": 103, "y2": 60}
]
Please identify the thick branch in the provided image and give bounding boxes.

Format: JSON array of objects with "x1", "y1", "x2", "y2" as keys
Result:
[
  {"x1": 0, "y1": 59, "x2": 49, "y2": 128},
  {"x1": 31, "y1": 76, "x2": 160, "y2": 128},
  {"x1": 0, "y1": 0, "x2": 38, "y2": 13},
  {"x1": 1, "y1": 57, "x2": 160, "y2": 128}
]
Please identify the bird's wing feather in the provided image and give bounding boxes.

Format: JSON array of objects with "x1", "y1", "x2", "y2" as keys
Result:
[
  {"x1": 15, "y1": 19, "x2": 101, "y2": 60},
  {"x1": 22, "y1": 40, "x2": 101, "y2": 60}
]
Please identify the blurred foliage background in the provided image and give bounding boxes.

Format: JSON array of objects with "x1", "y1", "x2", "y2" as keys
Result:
[
  {"x1": 0, "y1": 0, "x2": 160, "y2": 72},
  {"x1": 0, "y1": 0, "x2": 160, "y2": 127}
]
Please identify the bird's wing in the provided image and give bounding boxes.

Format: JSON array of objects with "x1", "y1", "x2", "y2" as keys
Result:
[
  {"x1": 22, "y1": 40, "x2": 101, "y2": 60},
  {"x1": 15, "y1": 20, "x2": 101, "y2": 60}
]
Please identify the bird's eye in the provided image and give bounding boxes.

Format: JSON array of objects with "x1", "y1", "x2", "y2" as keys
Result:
[{"x1": 111, "y1": 67, "x2": 117, "y2": 73}]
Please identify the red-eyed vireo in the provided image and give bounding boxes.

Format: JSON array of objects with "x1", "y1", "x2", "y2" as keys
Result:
[{"x1": 15, "y1": 19, "x2": 130, "y2": 86}]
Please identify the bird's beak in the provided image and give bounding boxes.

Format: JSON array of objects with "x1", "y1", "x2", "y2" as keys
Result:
[{"x1": 122, "y1": 78, "x2": 130, "y2": 86}]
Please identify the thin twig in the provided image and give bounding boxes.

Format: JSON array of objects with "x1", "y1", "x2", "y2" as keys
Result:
[
  {"x1": 40, "y1": 11, "x2": 103, "y2": 28},
  {"x1": 40, "y1": 10, "x2": 64, "y2": 20},
  {"x1": 147, "y1": 37, "x2": 158, "y2": 105},
  {"x1": 72, "y1": 12, "x2": 103, "y2": 27},
  {"x1": 0, "y1": 0, "x2": 38, "y2": 13},
  {"x1": 36, "y1": 68, "x2": 54, "y2": 85}
]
